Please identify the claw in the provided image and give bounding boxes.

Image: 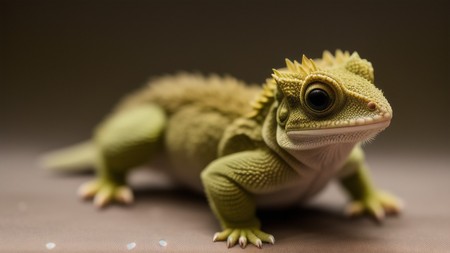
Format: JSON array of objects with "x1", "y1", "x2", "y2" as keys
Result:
[
  {"x1": 239, "y1": 236, "x2": 247, "y2": 249},
  {"x1": 212, "y1": 232, "x2": 219, "y2": 242},
  {"x1": 239, "y1": 230, "x2": 247, "y2": 248},
  {"x1": 378, "y1": 191, "x2": 404, "y2": 215},
  {"x1": 77, "y1": 181, "x2": 100, "y2": 199},
  {"x1": 115, "y1": 186, "x2": 134, "y2": 204},
  {"x1": 213, "y1": 228, "x2": 232, "y2": 242},
  {"x1": 93, "y1": 188, "x2": 114, "y2": 208},
  {"x1": 93, "y1": 193, "x2": 109, "y2": 208},
  {"x1": 226, "y1": 237, "x2": 233, "y2": 248},
  {"x1": 255, "y1": 239, "x2": 262, "y2": 249},
  {"x1": 268, "y1": 235, "x2": 275, "y2": 245}
]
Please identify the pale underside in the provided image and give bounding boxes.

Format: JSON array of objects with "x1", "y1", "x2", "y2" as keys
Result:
[{"x1": 167, "y1": 117, "x2": 391, "y2": 208}]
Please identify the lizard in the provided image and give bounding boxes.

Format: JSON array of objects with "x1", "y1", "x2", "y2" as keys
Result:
[{"x1": 42, "y1": 50, "x2": 403, "y2": 249}]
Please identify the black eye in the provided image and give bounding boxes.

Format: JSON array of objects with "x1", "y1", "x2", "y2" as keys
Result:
[{"x1": 306, "y1": 88, "x2": 331, "y2": 111}]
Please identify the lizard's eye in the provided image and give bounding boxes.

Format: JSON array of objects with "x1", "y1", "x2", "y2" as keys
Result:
[
  {"x1": 304, "y1": 83, "x2": 335, "y2": 114},
  {"x1": 306, "y1": 89, "x2": 331, "y2": 111}
]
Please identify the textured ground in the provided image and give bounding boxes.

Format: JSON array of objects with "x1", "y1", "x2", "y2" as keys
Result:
[{"x1": 1, "y1": 144, "x2": 449, "y2": 253}]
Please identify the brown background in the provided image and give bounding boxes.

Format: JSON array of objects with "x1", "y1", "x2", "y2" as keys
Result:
[{"x1": 1, "y1": 0, "x2": 449, "y2": 252}]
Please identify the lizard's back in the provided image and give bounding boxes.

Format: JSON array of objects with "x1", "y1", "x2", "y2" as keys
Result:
[{"x1": 114, "y1": 73, "x2": 260, "y2": 189}]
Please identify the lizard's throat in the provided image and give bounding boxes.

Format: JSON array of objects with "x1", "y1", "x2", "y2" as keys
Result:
[
  {"x1": 274, "y1": 120, "x2": 389, "y2": 170},
  {"x1": 275, "y1": 125, "x2": 357, "y2": 170}
]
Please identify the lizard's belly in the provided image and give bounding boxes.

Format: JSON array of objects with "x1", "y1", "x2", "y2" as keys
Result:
[
  {"x1": 164, "y1": 155, "x2": 344, "y2": 207},
  {"x1": 255, "y1": 143, "x2": 356, "y2": 208},
  {"x1": 255, "y1": 166, "x2": 339, "y2": 208}
]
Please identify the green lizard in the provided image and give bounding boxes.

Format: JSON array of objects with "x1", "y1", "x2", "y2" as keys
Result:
[{"x1": 43, "y1": 50, "x2": 403, "y2": 249}]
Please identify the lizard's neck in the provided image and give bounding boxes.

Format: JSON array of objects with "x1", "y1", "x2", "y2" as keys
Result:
[{"x1": 283, "y1": 143, "x2": 355, "y2": 171}]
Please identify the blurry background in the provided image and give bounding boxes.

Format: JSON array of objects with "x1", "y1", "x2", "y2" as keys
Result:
[
  {"x1": 0, "y1": 0, "x2": 449, "y2": 252},
  {"x1": 1, "y1": 0, "x2": 449, "y2": 152}
]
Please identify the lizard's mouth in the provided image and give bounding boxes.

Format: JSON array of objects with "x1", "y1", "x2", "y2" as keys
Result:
[
  {"x1": 287, "y1": 119, "x2": 391, "y2": 137},
  {"x1": 281, "y1": 118, "x2": 391, "y2": 150}
]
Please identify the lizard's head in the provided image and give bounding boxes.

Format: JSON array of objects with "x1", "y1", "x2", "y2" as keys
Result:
[{"x1": 272, "y1": 50, "x2": 392, "y2": 150}]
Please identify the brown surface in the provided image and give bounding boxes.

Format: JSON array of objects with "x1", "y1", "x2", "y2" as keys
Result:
[{"x1": 1, "y1": 146, "x2": 450, "y2": 253}]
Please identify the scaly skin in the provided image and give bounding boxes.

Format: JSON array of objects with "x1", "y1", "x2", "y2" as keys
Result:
[{"x1": 43, "y1": 50, "x2": 403, "y2": 249}]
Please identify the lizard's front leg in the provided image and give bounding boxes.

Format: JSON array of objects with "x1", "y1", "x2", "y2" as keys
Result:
[
  {"x1": 201, "y1": 149, "x2": 299, "y2": 249},
  {"x1": 339, "y1": 146, "x2": 403, "y2": 222}
]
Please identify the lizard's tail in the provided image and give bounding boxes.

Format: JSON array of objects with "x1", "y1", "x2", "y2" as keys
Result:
[{"x1": 40, "y1": 141, "x2": 96, "y2": 172}]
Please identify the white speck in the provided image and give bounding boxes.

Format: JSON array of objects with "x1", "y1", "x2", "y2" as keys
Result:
[
  {"x1": 46, "y1": 242, "x2": 56, "y2": 250},
  {"x1": 159, "y1": 239, "x2": 167, "y2": 247},
  {"x1": 18, "y1": 202, "x2": 28, "y2": 212},
  {"x1": 126, "y1": 242, "x2": 136, "y2": 250}
]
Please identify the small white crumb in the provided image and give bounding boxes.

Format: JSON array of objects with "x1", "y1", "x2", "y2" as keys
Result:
[
  {"x1": 159, "y1": 239, "x2": 167, "y2": 247},
  {"x1": 45, "y1": 242, "x2": 56, "y2": 250},
  {"x1": 126, "y1": 242, "x2": 136, "y2": 250}
]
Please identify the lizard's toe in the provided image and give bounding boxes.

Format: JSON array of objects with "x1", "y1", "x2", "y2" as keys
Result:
[
  {"x1": 245, "y1": 230, "x2": 262, "y2": 248},
  {"x1": 378, "y1": 191, "x2": 404, "y2": 215},
  {"x1": 252, "y1": 229, "x2": 275, "y2": 244},
  {"x1": 238, "y1": 230, "x2": 248, "y2": 248},
  {"x1": 212, "y1": 228, "x2": 232, "y2": 242},
  {"x1": 366, "y1": 198, "x2": 385, "y2": 223},
  {"x1": 226, "y1": 230, "x2": 240, "y2": 248},
  {"x1": 345, "y1": 201, "x2": 365, "y2": 217},
  {"x1": 77, "y1": 180, "x2": 100, "y2": 199},
  {"x1": 93, "y1": 184, "x2": 115, "y2": 208},
  {"x1": 114, "y1": 186, "x2": 134, "y2": 204}
]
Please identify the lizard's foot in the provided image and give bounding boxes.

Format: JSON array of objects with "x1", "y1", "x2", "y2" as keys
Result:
[
  {"x1": 78, "y1": 180, "x2": 134, "y2": 208},
  {"x1": 212, "y1": 228, "x2": 274, "y2": 249},
  {"x1": 346, "y1": 190, "x2": 404, "y2": 222}
]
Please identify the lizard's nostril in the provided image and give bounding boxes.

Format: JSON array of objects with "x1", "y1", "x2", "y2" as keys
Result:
[{"x1": 367, "y1": 102, "x2": 377, "y2": 111}]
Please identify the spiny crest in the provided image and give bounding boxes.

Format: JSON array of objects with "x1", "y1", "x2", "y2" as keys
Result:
[
  {"x1": 321, "y1": 49, "x2": 352, "y2": 66},
  {"x1": 271, "y1": 55, "x2": 320, "y2": 99},
  {"x1": 272, "y1": 54, "x2": 320, "y2": 81},
  {"x1": 247, "y1": 78, "x2": 277, "y2": 119}
]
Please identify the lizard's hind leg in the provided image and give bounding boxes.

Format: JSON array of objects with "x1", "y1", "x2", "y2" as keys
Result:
[{"x1": 78, "y1": 104, "x2": 166, "y2": 208}]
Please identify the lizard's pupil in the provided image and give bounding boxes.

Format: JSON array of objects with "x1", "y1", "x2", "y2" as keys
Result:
[{"x1": 306, "y1": 89, "x2": 331, "y2": 111}]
